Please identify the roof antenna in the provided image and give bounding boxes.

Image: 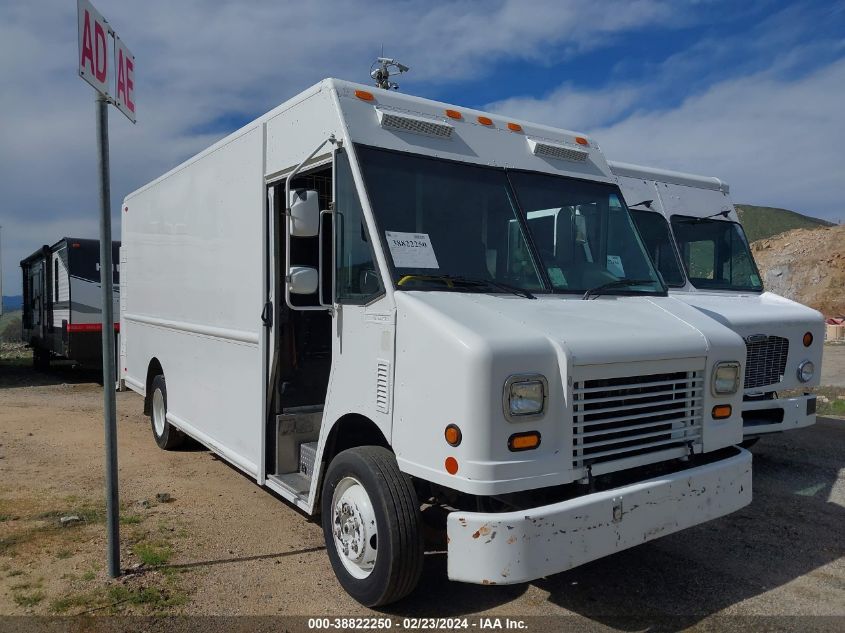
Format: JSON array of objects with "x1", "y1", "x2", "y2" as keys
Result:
[{"x1": 371, "y1": 56, "x2": 410, "y2": 90}]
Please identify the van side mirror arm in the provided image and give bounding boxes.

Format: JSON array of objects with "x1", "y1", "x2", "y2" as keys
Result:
[{"x1": 283, "y1": 135, "x2": 338, "y2": 313}]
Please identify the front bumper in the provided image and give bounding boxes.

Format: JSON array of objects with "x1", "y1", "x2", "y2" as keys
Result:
[
  {"x1": 742, "y1": 394, "x2": 816, "y2": 437},
  {"x1": 446, "y1": 447, "x2": 752, "y2": 585}
]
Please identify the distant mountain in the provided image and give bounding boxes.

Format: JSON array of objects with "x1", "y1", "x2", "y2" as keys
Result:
[
  {"x1": 2, "y1": 295, "x2": 23, "y2": 312},
  {"x1": 736, "y1": 204, "x2": 835, "y2": 242}
]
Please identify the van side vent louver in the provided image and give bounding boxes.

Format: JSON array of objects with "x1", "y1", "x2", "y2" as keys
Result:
[
  {"x1": 376, "y1": 359, "x2": 391, "y2": 414},
  {"x1": 528, "y1": 138, "x2": 589, "y2": 162},
  {"x1": 377, "y1": 109, "x2": 453, "y2": 139}
]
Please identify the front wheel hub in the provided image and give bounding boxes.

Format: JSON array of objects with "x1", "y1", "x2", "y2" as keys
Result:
[{"x1": 331, "y1": 477, "x2": 377, "y2": 579}]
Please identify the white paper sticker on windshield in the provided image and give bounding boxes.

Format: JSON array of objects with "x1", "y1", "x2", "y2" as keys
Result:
[
  {"x1": 385, "y1": 231, "x2": 440, "y2": 269},
  {"x1": 606, "y1": 255, "x2": 625, "y2": 278}
]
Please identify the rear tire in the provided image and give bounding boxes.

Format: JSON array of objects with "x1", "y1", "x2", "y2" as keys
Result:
[
  {"x1": 33, "y1": 348, "x2": 50, "y2": 371},
  {"x1": 321, "y1": 446, "x2": 423, "y2": 607},
  {"x1": 149, "y1": 375, "x2": 186, "y2": 450}
]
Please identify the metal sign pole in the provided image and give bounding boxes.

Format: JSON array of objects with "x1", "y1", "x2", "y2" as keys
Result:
[{"x1": 95, "y1": 92, "x2": 120, "y2": 578}]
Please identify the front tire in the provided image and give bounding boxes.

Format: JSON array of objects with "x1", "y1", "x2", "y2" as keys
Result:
[
  {"x1": 321, "y1": 446, "x2": 423, "y2": 607},
  {"x1": 149, "y1": 375, "x2": 185, "y2": 450}
]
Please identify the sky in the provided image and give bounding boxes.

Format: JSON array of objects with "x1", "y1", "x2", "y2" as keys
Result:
[{"x1": 1, "y1": 0, "x2": 844, "y2": 296}]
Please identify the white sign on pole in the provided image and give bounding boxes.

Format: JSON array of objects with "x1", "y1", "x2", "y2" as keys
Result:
[
  {"x1": 114, "y1": 35, "x2": 136, "y2": 123},
  {"x1": 77, "y1": 0, "x2": 137, "y2": 124},
  {"x1": 77, "y1": 0, "x2": 110, "y2": 97}
]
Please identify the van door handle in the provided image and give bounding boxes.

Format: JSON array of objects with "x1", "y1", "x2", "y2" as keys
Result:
[{"x1": 261, "y1": 301, "x2": 273, "y2": 328}]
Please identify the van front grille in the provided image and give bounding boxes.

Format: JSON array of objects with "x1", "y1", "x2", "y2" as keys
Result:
[
  {"x1": 744, "y1": 335, "x2": 789, "y2": 389},
  {"x1": 573, "y1": 371, "x2": 703, "y2": 471}
]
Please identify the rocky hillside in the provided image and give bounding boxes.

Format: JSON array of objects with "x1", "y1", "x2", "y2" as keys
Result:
[{"x1": 751, "y1": 225, "x2": 845, "y2": 316}]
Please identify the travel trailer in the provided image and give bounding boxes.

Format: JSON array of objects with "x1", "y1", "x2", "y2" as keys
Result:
[
  {"x1": 20, "y1": 238, "x2": 120, "y2": 369},
  {"x1": 121, "y1": 79, "x2": 752, "y2": 606},
  {"x1": 610, "y1": 161, "x2": 823, "y2": 440}
]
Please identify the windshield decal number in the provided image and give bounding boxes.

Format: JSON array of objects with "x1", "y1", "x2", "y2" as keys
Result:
[
  {"x1": 606, "y1": 255, "x2": 625, "y2": 278},
  {"x1": 386, "y1": 231, "x2": 440, "y2": 269}
]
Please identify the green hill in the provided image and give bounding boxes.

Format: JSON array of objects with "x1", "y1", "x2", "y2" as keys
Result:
[{"x1": 735, "y1": 204, "x2": 835, "y2": 242}]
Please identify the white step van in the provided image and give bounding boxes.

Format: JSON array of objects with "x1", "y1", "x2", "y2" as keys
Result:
[
  {"x1": 610, "y1": 161, "x2": 823, "y2": 440},
  {"x1": 121, "y1": 79, "x2": 751, "y2": 605}
]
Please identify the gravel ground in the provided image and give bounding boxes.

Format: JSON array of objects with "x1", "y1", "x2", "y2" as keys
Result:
[
  {"x1": 822, "y1": 343, "x2": 845, "y2": 388},
  {"x1": 0, "y1": 360, "x2": 843, "y2": 629}
]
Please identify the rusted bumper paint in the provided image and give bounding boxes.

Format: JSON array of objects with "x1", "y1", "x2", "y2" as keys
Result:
[{"x1": 446, "y1": 447, "x2": 752, "y2": 585}]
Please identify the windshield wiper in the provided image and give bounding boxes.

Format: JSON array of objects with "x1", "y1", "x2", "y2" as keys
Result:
[
  {"x1": 410, "y1": 274, "x2": 536, "y2": 299},
  {"x1": 678, "y1": 210, "x2": 731, "y2": 223},
  {"x1": 583, "y1": 278, "x2": 655, "y2": 300}
]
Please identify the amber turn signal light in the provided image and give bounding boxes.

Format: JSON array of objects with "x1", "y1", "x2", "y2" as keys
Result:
[
  {"x1": 508, "y1": 431, "x2": 541, "y2": 451},
  {"x1": 712, "y1": 404, "x2": 732, "y2": 419},
  {"x1": 803, "y1": 332, "x2": 813, "y2": 347},
  {"x1": 445, "y1": 424, "x2": 462, "y2": 447}
]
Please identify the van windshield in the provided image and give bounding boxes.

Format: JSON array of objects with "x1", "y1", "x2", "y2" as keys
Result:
[
  {"x1": 356, "y1": 145, "x2": 544, "y2": 293},
  {"x1": 669, "y1": 215, "x2": 763, "y2": 291},
  {"x1": 508, "y1": 171, "x2": 664, "y2": 294},
  {"x1": 356, "y1": 145, "x2": 664, "y2": 296}
]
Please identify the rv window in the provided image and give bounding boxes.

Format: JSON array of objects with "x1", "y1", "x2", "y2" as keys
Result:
[
  {"x1": 670, "y1": 215, "x2": 763, "y2": 291},
  {"x1": 629, "y1": 211, "x2": 686, "y2": 286},
  {"x1": 335, "y1": 150, "x2": 384, "y2": 304}
]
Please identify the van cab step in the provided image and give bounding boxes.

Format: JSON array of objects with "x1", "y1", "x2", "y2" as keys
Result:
[
  {"x1": 299, "y1": 441, "x2": 318, "y2": 477},
  {"x1": 267, "y1": 472, "x2": 311, "y2": 497}
]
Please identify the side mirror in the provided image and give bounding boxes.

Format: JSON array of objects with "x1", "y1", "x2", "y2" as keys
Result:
[
  {"x1": 289, "y1": 266, "x2": 319, "y2": 294},
  {"x1": 574, "y1": 214, "x2": 588, "y2": 244},
  {"x1": 289, "y1": 189, "x2": 320, "y2": 237}
]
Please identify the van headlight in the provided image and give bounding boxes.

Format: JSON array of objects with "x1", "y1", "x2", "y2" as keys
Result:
[
  {"x1": 504, "y1": 375, "x2": 547, "y2": 420},
  {"x1": 712, "y1": 362, "x2": 741, "y2": 395},
  {"x1": 797, "y1": 360, "x2": 815, "y2": 383}
]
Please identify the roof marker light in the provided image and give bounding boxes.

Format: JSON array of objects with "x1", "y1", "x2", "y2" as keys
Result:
[
  {"x1": 445, "y1": 109, "x2": 462, "y2": 120},
  {"x1": 355, "y1": 89, "x2": 375, "y2": 101},
  {"x1": 477, "y1": 116, "x2": 493, "y2": 126},
  {"x1": 575, "y1": 136, "x2": 589, "y2": 146},
  {"x1": 507, "y1": 122, "x2": 523, "y2": 132}
]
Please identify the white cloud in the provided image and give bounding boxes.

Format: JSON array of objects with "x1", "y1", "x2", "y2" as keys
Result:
[
  {"x1": 488, "y1": 84, "x2": 642, "y2": 131},
  {"x1": 487, "y1": 58, "x2": 845, "y2": 224},
  {"x1": 601, "y1": 60, "x2": 845, "y2": 220},
  {"x1": 0, "y1": 0, "x2": 683, "y2": 294}
]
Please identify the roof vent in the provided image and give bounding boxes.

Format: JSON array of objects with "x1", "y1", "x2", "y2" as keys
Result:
[
  {"x1": 528, "y1": 138, "x2": 589, "y2": 162},
  {"x1": 377, "y1": 109, "x2": 453, "y2": 139}
]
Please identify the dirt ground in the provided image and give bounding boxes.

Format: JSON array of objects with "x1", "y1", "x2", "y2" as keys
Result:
[
  {"x1": 822, "y1": 343, "x2": 845, "y2": 388},
  {"x1": 0, "y1": 356, "x2": 844, "y2": 627}
]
